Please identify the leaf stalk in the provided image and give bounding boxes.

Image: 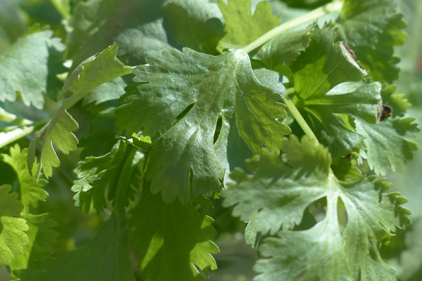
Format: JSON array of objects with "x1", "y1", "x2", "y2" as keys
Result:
[{"x1": 242, "y1": 1, "x2": 343, "y2": 53}]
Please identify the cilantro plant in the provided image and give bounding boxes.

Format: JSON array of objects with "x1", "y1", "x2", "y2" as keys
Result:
[{"x1": 0, "y1": 0, "x2": 418, "y2": 280}]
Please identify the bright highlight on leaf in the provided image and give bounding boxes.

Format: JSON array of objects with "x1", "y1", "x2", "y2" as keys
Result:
[
  {"x1": 223, "y1": 136, "x2": 411, "y2": 280},
  {"x1": 0, "y1": 185, "x2": 29, "y2": 266},
  {"x1": 218, "y1": 0, "x2": 279, "y2": 50},
  {"x1": 0, "y1": 28, "x2": 65, "y2": 109},
  {"x1": 116, "y1": 47, "x2": 290, "y2": 203},
  {"x1": 27, "y1": 43, "x2": 133, "y2": 179}
]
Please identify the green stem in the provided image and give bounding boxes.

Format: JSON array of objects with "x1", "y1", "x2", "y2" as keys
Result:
[
  {"x1": 0, "y1": 119, "x2": 49, "y2": 149},
  {"x1": 242, "y1": 1, "x2": 343, "y2": 53},
  {"x1": 114, "y1": 144, "x2": 138, "y2": 213},
  {"x1": 283, "y1": 96, "x2": 319, "y2": 144}
]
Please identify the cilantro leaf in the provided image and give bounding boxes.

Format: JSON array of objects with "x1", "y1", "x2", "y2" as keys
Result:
[
  {"x1": 253, "y1": 25, "x2": 312, "y2": 69},
  {"x1": 16, "y1": 212, "x2": 136, "y2": 281},
  {"x1": 222, "y1": 136, "x2": 410, "y2": 280},
  {"x1": 338, "y1": 0, "x2": 407, "y2": 83},
  {"x1": 129, "y1": 187, "x2": 219, "y2": 281},
  {"x1": 290, "y1": 24, "x2": 380, "y2": 162},
  {"x1": 28, "y1": 43, "x2": 132, "y2": 179},
  {"x1": 381, "y1": 85, "x2": 411, "y2": 117},
  {"x1": 3, "y1": 145, "x2": 48, "y2": 208},
  {"x1": 116, "y1": 48, "x2": 290, "y2": 203},
  {"x1": 0, "y1": 28, "x2": 65, "y2": 108},
  {"x1": 218, "y1": 0, "x2": 279, "y2": 49},
  {"x1": 10, "y1": 213, "x2": 58, "y2": 273},
  {"x1": 72, "y1": 140, "x2": 143, "y2": 213},
  {"x1": 355, "y1": 117, "x2": 419, "y2": 176},
  {"x1": 68, "y1": 0, "x2": 223, "y2": 67},
  {"x1": 0, "y1": 185, "x2": 29, "y2": 266}
]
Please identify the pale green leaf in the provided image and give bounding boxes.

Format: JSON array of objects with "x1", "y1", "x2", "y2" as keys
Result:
[
  {"x1": 218, "y1": 0, "x2": 279, "y2": 50},
  {"x1": 0, "y1": 28, "x2": 65, "y2": 108},
  {"x1": 115, "y1": 48, "x2": 290, "y2": 203},
  {"x1": 222, "y1": 136, "x2": 410, "y2": 280},
  {"x1": 3, "y1": 145, "x2": 48, "y2": 208},
  {"x1": 28, "y1": 43, "x2": 132, "y2": 179},
  {"x1": 10, "y1": 213, "x2": 59, "y2": 273},
  {"x1": 355, "y1": 117, "x2": 419, "y2": 176},
  {"x1": 338, "y1": 0, "x2": 407, "y2": 83},
  {"x1": 16, "y1": 212, "x2": 136, "y2": 281},
  {"x1": 0, "y1": 185, "x2": 29, "y2": 266},
  {"x1": 129, "y1": 187, "x2": 219, "y2": 281}
]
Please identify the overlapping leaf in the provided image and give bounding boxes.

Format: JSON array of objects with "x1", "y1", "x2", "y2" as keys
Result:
[
  {"x1": 0, "y1": 28, "x2": 65, "y2": 108},
  {"x1": 72, "y1": 140, "x2": 143, "y2": 213},
  {"x1": 290, "y1": 24, "x2": 380, "y2": 162},
  {"x1": 16, "y1": 212, "x2": 136, "y2": 281},
  {"x1": 218, "y1": 0, "x2": 279, "y2": 49},
  {"x1": 28, "y1": 44, "x2": 133, "y2": 179},
  {"x1": 222, "y1": 136, "x2": 410, "y2": 280},
  {"x1": 116, "y1": 47, "x2": 290, "y2": 203},
  {"x1": 355, "y1": 117, "x2": 419, "y2": 176},
  {"x1": 338, "y1": 0, "x2": 407, "y2": 83},
  {"x1": 0, "y1": 185, "x2": 28, "y2": 266},
  {"x1": 3, "y1": 145, "x2": 48, "y2": 208},
  {"x1": 68, "y1": 0, "x2": 224, "y2": 67},
  {"x1": 129, "y1": 187, "x2": 219, "y2": 281},
  {"x1": 253, "y1": 25, "x2": 312, "y2": 69}
]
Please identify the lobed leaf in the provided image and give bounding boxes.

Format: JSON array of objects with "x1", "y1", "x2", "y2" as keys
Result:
[
  {"x1": 0, "y1": 185, "x2": 29, "y2": 266},
  {"x1": 222, "y1": 136, "x2": 411, "y2": 280},
  {"x1": 355, "y1": 117, "x2": 419, "y2": 176},
  {"x1": 3, "y1": 145, "x2": 48, "y2": 208},
  {"x1": 72, "y1": 140, "x2": 143, "y2": 213},
  {"x1": 129, "y1": 187, "x2": 219, "y2": 281},
  {"x1": 218, "y1": 0, "x2": 279, "y2": 50},
  {"x1": 68, "y1": 0, "x2": 224, "y2": 67},
  {"x1": 290, "y1": 23, "x2": 381, "y2": 162},
  {"x1": 338, "y1": 0, "x2": 407, "y2": 83},
  {"x1": 28, "y1": 43, "x2": 132, "y2": 179},
  {"x1": 0, "y1": 28, "x2": 65, "y2": 108},
  {"x1": 116, "y1": 47, "x2": 290, "y2": 203}
]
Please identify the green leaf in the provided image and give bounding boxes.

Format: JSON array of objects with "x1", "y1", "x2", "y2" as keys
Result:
[
  {"x1": 290, "y1": 24, "x2": 381, "y2": 162},
  {"x1": 116, "y1": 48, "x2": 290, "y2": 203},
  {"x1": 0, "y1": 28, "x2": 66, "y2": 108},
  {"x1": 0, "y1": 185, "x2": 29, "y2": 266},
  {"x1": 72, "y1": 140, "x2": 143, "y2": 213},
  {"x1": 218, "y1": 0, "x2": 279, "y2": 49},
  {"x1": 253, "y1": 25, "x2": 312, "y2": 69},
  {"x1": 10, "y1": 213, "x2": 59, "y2": 273},
  {"x1": 381, "y1": 85, "x2": 411, "y2": 117},
  {"x1": 129, "y1": 187, "x2": 219, "y2": 281},
  {"x1": 68, "y1": 0, "x2": 224, "y2": 67},
  {"x1": 27, "y1": 106, "x2": 79, "y2": 179},
  {"x1": 338, "y1": 0, "x2": 407, "y2": 83},
  {"x1": 3, "y1": 145, "x2": 48, "y2": 209},
  {"x1": 16, "y1": 211, "x2": 136, "y2": 281},
  {"x1": 355, "y1": 117, "x2": 419, "y2": 176},
  {"x1": 222, "y1": 136, "x2": 410, "y2": 280},
  {"x1": 223, "y1": 136, "x2": 331, "y2": 236},
  {"x1": 28, "y1": 43, "x2": 132, "y2": 179}
]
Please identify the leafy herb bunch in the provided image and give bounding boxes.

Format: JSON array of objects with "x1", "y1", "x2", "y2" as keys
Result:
[{"x1": 0, "y1": 0, "x2": 417, "y2": 280}]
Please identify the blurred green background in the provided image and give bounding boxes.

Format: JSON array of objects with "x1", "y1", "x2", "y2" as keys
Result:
[{"x1": 0, "y1": 0, "x2": 421, "y2": 280}]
